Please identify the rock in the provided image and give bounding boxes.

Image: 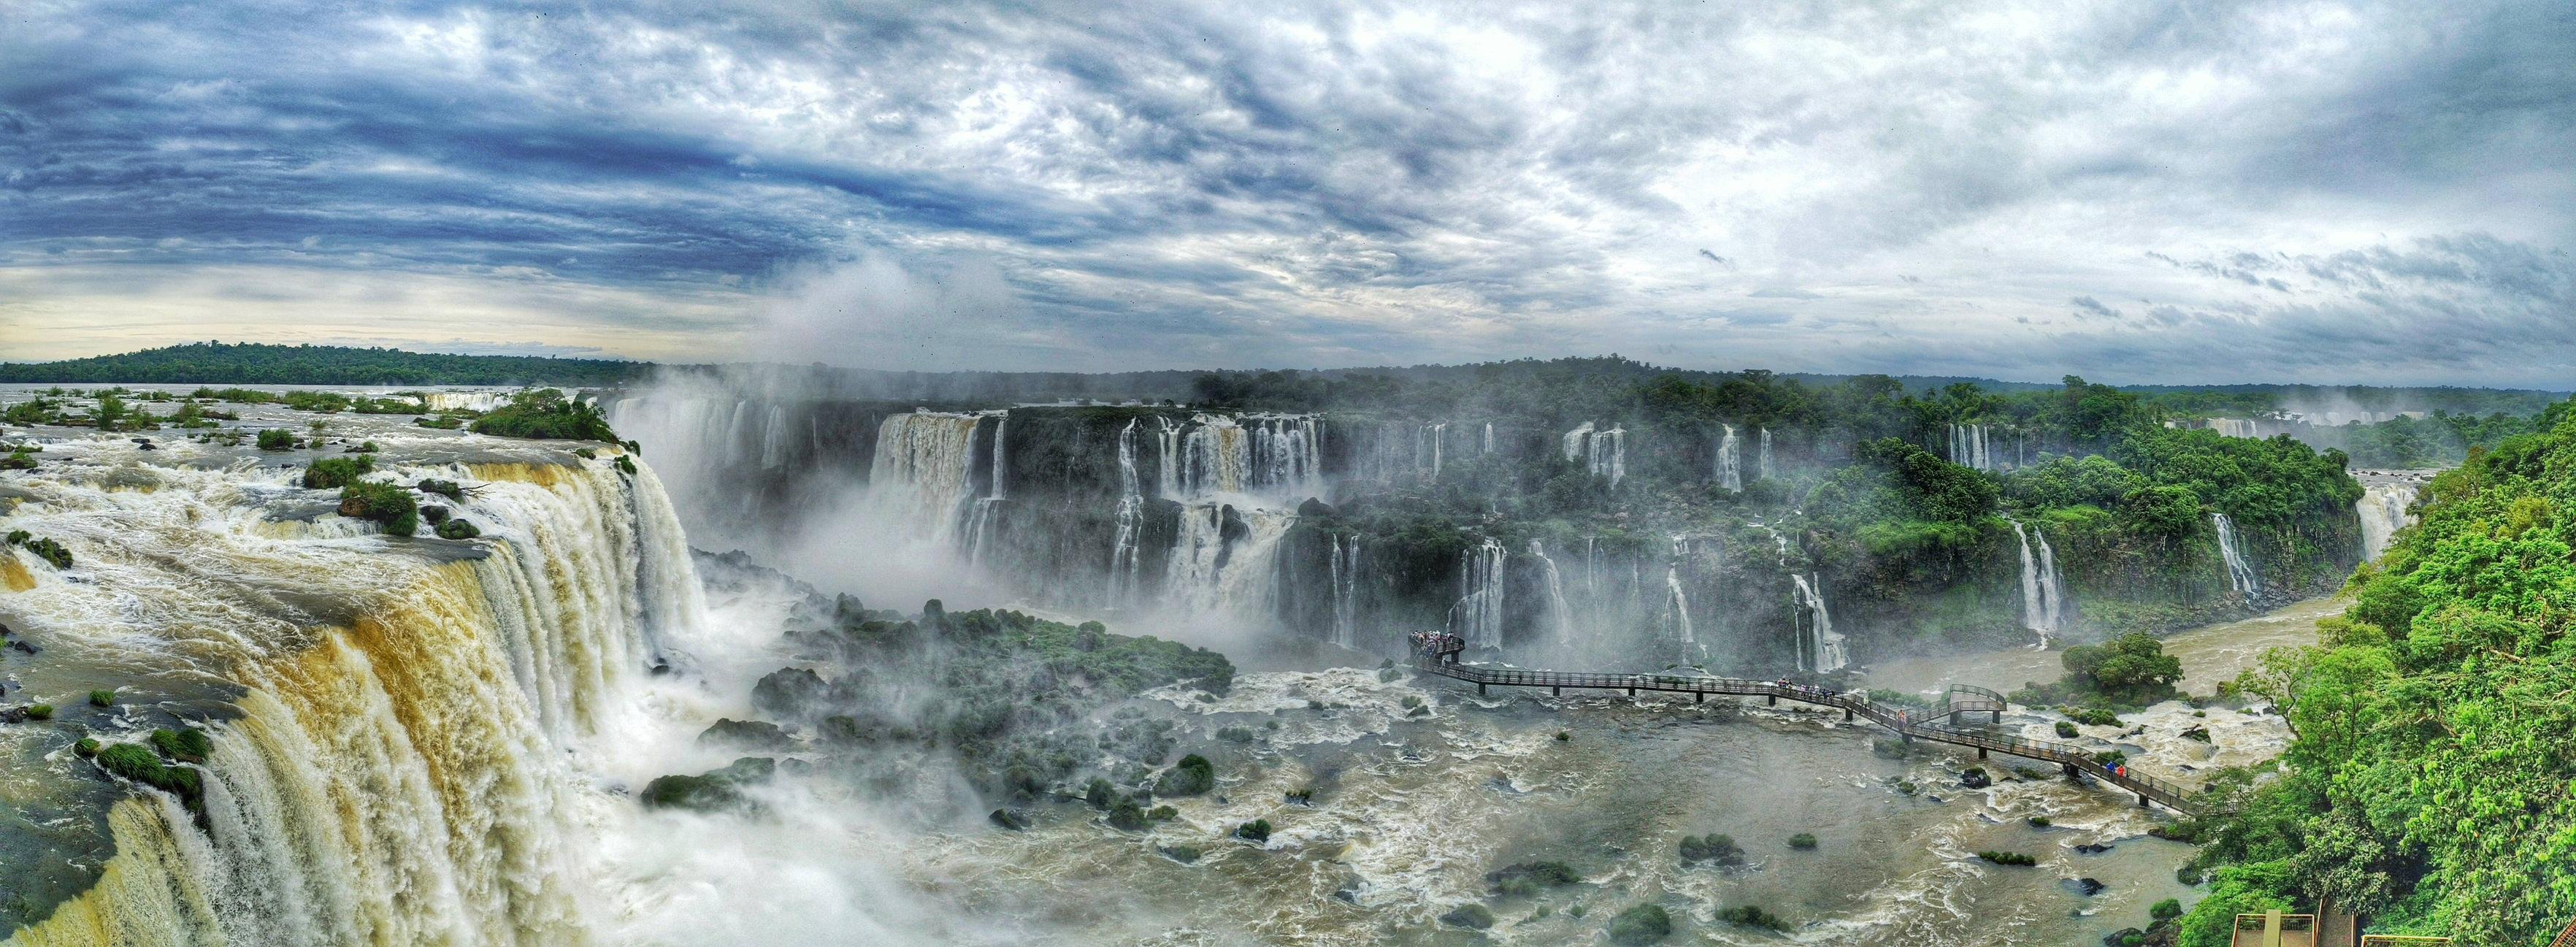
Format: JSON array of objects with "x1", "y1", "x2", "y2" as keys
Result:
[
  {"x1": 988, "y1": 808, "x2": 1030, "y2": 832},
  {"x1": 2180, "y1": 726, "x2": 2211, "y2": 743},
  {"x1": 697, "y1": 718, "x2": 795, "y2": 751},
  {"x1": 420, "y1": 505, "x2": 452, "y2": 526},
  {"x1": 2074, "y1": 843, "x2": 2113, "y2": 854},
  {"x1": 2077, "y1": 877, "x2": 2107, "y2": 896},
  {"x1": 1960, "y1": 767, "x2": 1992, "y2": 789},
  {"x1": 1159, "y1": 845, "x2": 1204, "y2": 864},
  {"x1": 1296, "y1": 497, "x2": 1338, "y2": 518},
  {"x1": 1438, "y1": 904, "x2": 1495, "y2": 930},
  {"x1": 2104, "y1": 927, "x2": 2147, "y2": 947},
  {"x1": 9, "y1": 640, "x2": 36, "y2": 656}
]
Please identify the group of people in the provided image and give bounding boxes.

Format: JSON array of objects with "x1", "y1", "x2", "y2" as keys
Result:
[{"x1": 1408, "y1": 630, "x2": 1467, "y2": 662}]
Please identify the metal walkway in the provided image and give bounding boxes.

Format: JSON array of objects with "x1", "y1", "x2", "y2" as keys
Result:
[{"x1": 1410, "y1": 656, "x2": 2223, "y2": 816}]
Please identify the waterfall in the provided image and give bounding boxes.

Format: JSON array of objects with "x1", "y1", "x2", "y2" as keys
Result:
[
  {"x1": 2356, "y1": 482, "x2": 2418, "y2": 561},
  {"x1": 1107, "y1": 418, "x2": 1145, "y2": 607},
  {"x1": 1790, "y1": 573, "x2": 1846, "y2": 672},
  {"x1": 1714, "y1": 424, "x2": 1741, "y2": 491},
  {"x1": 2009, "y1": 520, "x2": 2066, "y2": 646},
  {"x1": 1481, "y1": 422, "x2": 1495, "y2": 455},
  {"x1": 867, "y1": 410, "x2": 989, "y2": 547},
  {"x1": 1527, "y1": 540, "x2": 1576, "y2": 645},
  {"x1": 2211, "y1": 418, "x2": 2259, "y2": 438},
  {"x1": 1757, "y1": 427, "x2": 1773, "y2": 481},
  {"x1": 1162, "y1": 504, "x2": 1297, "y2": 617},
  {"x1": 1171, "y1": 413, "x2": 1322, "y2": 502},
  {"x1": 4, "y1": 453, "x2": 702, "y2": 947},
  {"x1": 1948, "y1": 423, "x2": 1993, "y2": 471},
  {"x1": 1661, "y1": 566, "x2": 1694, "y2": 644},
  {"x1": 2212, "y1": 513, "x2": 2262, "y2": 597},
  {"x1": 1449, "y1": 538, "x2": 1506, "y2": 649},
  {"x1": 1422, "y1": 423, "x2": 1448, "y2": 482},
  {"x1": 1154, "y1": 415, "x2": 1182, "y2": 499},
  {"x1": 1561, "y1": 423, "x2": 1625, "y2": 486},
  {"x1": 1327, "y1": 534, "x2": 1362, "y2": 649}
]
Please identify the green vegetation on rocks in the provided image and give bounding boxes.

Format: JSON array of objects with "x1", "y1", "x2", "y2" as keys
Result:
[
  {"x1": 1607, "y1": 903, "x2": 1674, "y2": 945},
  {"x1": 337, "y1": 480, "x2": 419, "y2": 536},
  {"x1": 1485, "y1": 861, "x2": 1582, "y2": 897},
  {"x1": 1157, "y1": 754, "x2": 1216, "y2": 797},
  {"x1": 1233, "y1": 818, "x2": 1270, "y2": 843},
  {"x1": 95, "y1": 743, "x2": 202, "y2": 810},
  {"x1": 2173, "y1": 399, "x2": 2576, "y2": 946},
  {"x1": 639, "y1": 757, "x2": 775, "y2": 813},
  {"x1": 1678, "y1": 833, "x2": 1744, "y2": 866},
  {"x1": 1438, "y1": 904, "x2": 1495, "y2": 929},
  {"x1": 301, "y1": 456, "x2": 375, "y2": 489},
  {"x1": 1716, "y1": 904, "x2": 1791, "y2": 932},
  {"x1": 469, "y1": 389, "x2": 618, "y2": 442}
]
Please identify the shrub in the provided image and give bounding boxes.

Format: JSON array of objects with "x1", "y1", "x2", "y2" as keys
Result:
[
  {"x1": 2028, "y1": 816, "x2": 2052, "y2": 827},
  {"x1": 26, "y1": 704, "x2": 53, "y2": 721},
  {"x1": 434, "y1": 518, "x2": 481, "y2": 540},
  {"x1": 469, "y1": 389, "x2": 618, "y2": 441},
  {"x1": 1487, "y1": 861, "x2": 1582, "y2": 897},
  {"x1": 301, "y1": 456, "x2": 375, "y2": 488},
  {"x1": 1106, "y1": 800, "x2": 1149, "y2": 832},
  {"x1": 256, "y1": 428, "x2": 296, "y2": 451},
  {"x1": 1158, "y1": 754, "x2": 1216, "y2": 796},
  {"x1": 73, "y1": 737, "x2": 100, "y2": 757},
  {"x1": 337, "y1": 480, "x2": 419, "y2": 536},
  {"x1": 1084, "y1": 778, "x2": 1115, "y2": 809},
  {"x1": 1234, "y1": 818, "x2": 1271, "y2": 843},
  {"x1": 1284, "y1": 786, "x2": 1314, "y2": 805},
  {"x1": 1977, "y1": 851, "x2": 2038, "y2": 866},
  {"x1": 149, "y1": 727, "x2": 212, "y2": 763},
  {"x1": 2055, "y1": 721, "x2": 2080, "y2": 738},
  {"x1": 0, "y1": 449, "x2": 34, "y2": 470},
  {"x1": 2150, "y1": 897, "x2": 2183, "y2": 921},
  {"x1": 88, "y1": 690, "x2": 112, "y2": 708},
  {"x1": 1716, "y1": 904, "x2": 1790, "y2": 932},
  {"x1": 1787, "y1": 832, "x2": 1818, "y2": 850},
  {"x1": 1438, "y1": 904, "x2": 1495, "y2": 929},
  {"x1": 95, "y1": 743, "x2": 202, "y2": 809},
  {"x1": 346, "y1": 440, "x2": 379, "y2": 453},
  {"x1": 1896, "y1": 780, "x2": 1919, "y2": 795},
  {"x1": 1678, "y1": 833, "x2": 1744, "y2": 865},
  {"x1": 417, "y1": 478, "x2": 465, "y2": 499},
  {"x1": 1148, "y1": 805, "x2": 1177, "y2": 821},
  {"x1": 21, "y1": 537, "x2": 72, "y2": 569},
  {"x1": 1607, "y1": 903, "x2": 1673, "y2": 945}
]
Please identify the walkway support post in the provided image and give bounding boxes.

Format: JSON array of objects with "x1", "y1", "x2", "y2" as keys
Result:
[
  {"x1": 1694, "y1": 692, "x2": 1703, "y2": 704},
  {"x1": 1766, "y1": 694, "x2": 1776, "y2": 707},
  {"x1": 1552, "y1": 686, "x2": 1560, "y2": 697},
  {"x1": 1978, "y1": 748, "x2": 1987, "y2": 759},
  {"x1": 1844, "y1": 708, "x2": 1853, "y2": 721},
  {"x1": 1478, "y1": 683, "x2": 1486, "y2": 696}
]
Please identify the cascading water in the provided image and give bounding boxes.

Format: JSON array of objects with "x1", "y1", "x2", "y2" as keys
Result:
[
  {"x1": 1327, "y1": 534, "x2": 1362, "y2": 649},
  {"x1": 1757, "y1": 427, "x2": 1773, "y2": 481},
  {"x1": 2009, "y1": 520, "x2": 2066, "y2": 646},
  {"x1": 2210, "y1": 418, "x2": 2260, "y2": 438},
  {"x1": 1947, "y1": 423, "x2": 1993, "y2": 471},
  {"x1": 1561, "y1": 423, "x2": 1625, "y2": 486},
  {"x1": 1481, "y1": 422, "x2": 1494, "y2": 455},
  {"x1": 1162, "y1": 504, "x2": 1297, "y2": 618},
  {"x1": 1107, "y1": 418, "x2": 1146, "y2": 607},
  {"x1": 1154, "y1": 415, "x2": 1183, "y2": 500},
  {"x1": 867, "y1": 411, "x2": 990, "y2": 548},
  {"x1": 1421, "y1": 423, "x2": 1447, "y2": 482},
  {"x1": 1660, "y1": 566, "x2": 1693, "y2": 644},
  {"x1": 1714, "y1": 424, "x2": 1741, "y2": 491},
  {"x1": 2356, "y1": 482, "x2": 2418, "y2": 561},
  {"x1": 1449, "y1": 538, "x2": 1506, "y2": 649},
  {"x1": 3, "y1": 444, "x2": 702, "y2": 947},
  {"x1": 962, "y1": 411, "x2": 1009, "y2": 565},
  {"x1": 2212, "y1": 513, "x2": 2262, "y2": 597},
  {"x1": 1790, "y1": 573, "x2": 1847, "y2": 672},
  {"x1": 1526, "y1": 540, "x2": 1576, "y2": 645}
]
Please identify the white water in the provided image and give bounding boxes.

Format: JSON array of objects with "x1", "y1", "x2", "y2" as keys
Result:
[
  {"x1": 1327, "y1": 534, "x2": 1363, "y2": 649},
  {"x1": 1162, "y1": 504, "x2": 1297, "y2": 618},
  {"x1": 1714, "y1": 423, "x2": 1741, "y2": 491},
  {"x1": 2209, "y1": 418, "x2": 2260, "y2": 438},
  {"x1": 1525, "y1": 540, "x2": 1576, "y2": 645},
  {"x1": 1172, "y1": 413, "x2": 1323, "y2": 502},
  {"x1": 1790, "y1": 572, "x2": 1847, "y2": 672},
  {"x1": 1757, "y1": 426, "x2": 1774, "y2": 481},
  {"x1": 1947, "y1": 423, "x2": 1993, "y2": 471},
  {"x1": 1449, "y1": 538, "x2": 1506, "y2": 649},
  {"x1": 0, "y1": 437, "x2": 713, "y2": 946},
  {"x1": 867, "y1": 411, "x2": 991, "y2": 548},
  {"x1": 1107, "y1": 418, "x2": 1146, "y2": 607},
  {"x1": 1661, "y1": 565, "x2": 1693, "y2": 644},
  {"x1": 1481, "y1": 422, "x2": 1493, "y2": 455},
  {"x1": 2008, "y1": 520, "x2": 2066, "y2": 647},
  {"x1": 1559, "y1": 422, "x2": 1624, "y2": 487},
  {"x1": 2212, "y1": 513, "x2": 2261, "y2": 597},
  {"x1": 2356, "y1": 482, "x2": 2418, "y2": 561}
]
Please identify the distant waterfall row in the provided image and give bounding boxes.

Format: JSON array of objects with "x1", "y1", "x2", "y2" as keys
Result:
[{"x1": 2212, "y1": 513, "x2": 2262, "y2": 597}]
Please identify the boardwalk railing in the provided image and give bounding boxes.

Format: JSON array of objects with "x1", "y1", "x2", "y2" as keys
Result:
[{"x1": 1411, "y1": 656, "x2": 2227, "y2": 816}]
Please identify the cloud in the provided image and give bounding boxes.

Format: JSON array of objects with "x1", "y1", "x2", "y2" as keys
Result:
[
  {"x1": 2070, "y1": 296, "x2": 2121, "y2": 319},
  {"x1": 0, "y1": 0, "x2": 2567, "y2": 383}
]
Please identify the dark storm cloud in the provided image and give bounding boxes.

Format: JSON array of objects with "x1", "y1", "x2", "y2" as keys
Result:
[{"x1": 0, "y1": 0, "x2": 2569, "y2": 382}]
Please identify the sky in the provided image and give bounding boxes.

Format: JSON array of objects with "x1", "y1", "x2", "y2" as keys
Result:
[{"x1": 1, "y1": 0, "x2": 2570, "y2": 386}]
